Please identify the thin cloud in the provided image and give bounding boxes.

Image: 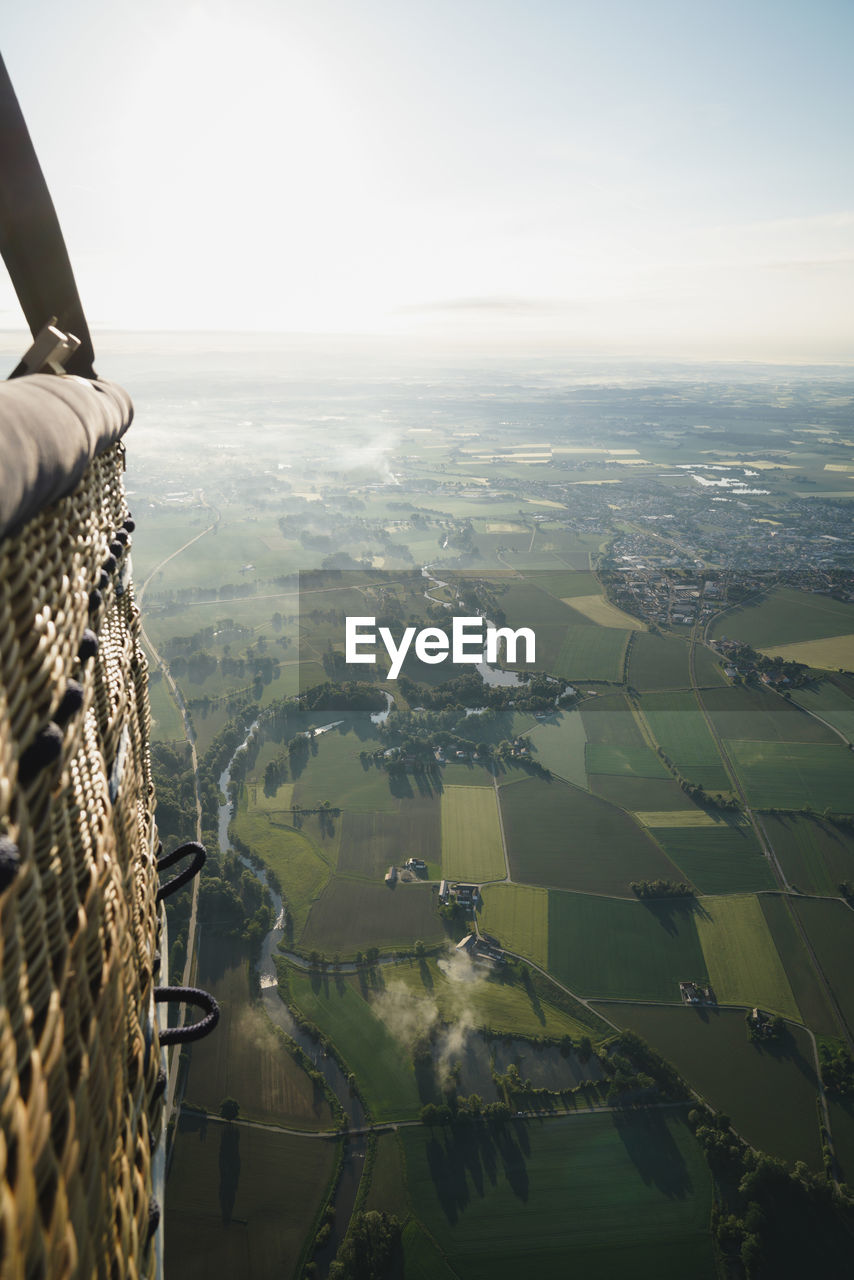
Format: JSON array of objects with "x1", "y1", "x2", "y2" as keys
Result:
[
  {"x1": 762, "y1": 256, "x2": 854, "y2": 272},
  {"x1": 398, "y1": 296, "x2": 583, "y2": 315}
]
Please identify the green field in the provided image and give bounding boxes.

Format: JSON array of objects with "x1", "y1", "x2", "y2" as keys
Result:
[
  {"x1": 639, "y1": 691, "x2": 730, "y2": 791},
  {"x1": 522, "y1": 569, "x2": 601, "y2": 599},
  {"x1": 402, "y1": 1220, "x2": 459, "y2": 1280},
  {"x1": 702, "y1": 685, "x2": 840, "y2": 744},
  {"x1": 601, "y1": 1005, "x2": 822, "y2": 1169},
  {"x1": 791, "y1": 898, "x2": 854, "y2": 1037},
  {"x1": 694, "y1": 895, "x2": 800, "y2": 1019},
  {"x1": 300, "y1": 879, "x2": 445, "y2": 953},
  {"x1": 711, "y1": 587, "x2": 854, "y2": 648},
  {"x1": 554, "y1": 623, "x2": 630, "y2": 682},
  {"x1": 185, "y1": 936, "x2": 335, "y2": 1128},
  {"x1": 500, "y1": 775, "x2": 683, "y2": 897},
  {"x1": 390, "y1": 957, "x2": 592, "y2": 1039},
  {"x1": 585, "y1": 743, "x2": 671, "y2": 778},
  {"x1": 232, "y1": 805, "x2": 331, "y2": 933},
  {"x1": 525, "y1": 710, "x2": 587, "y2": 786},
  {"x1": 292, "y1": 727, "x2": 399, "y2": 813},
  {"x1": 763, "y1": 814, "x2": 854, "y2": 896},
  {"x1": 288, "y1": 969, "x2": 424, "y2": 1119},
  {"x1": 760, "y1": 895, "x2": 840, "y2": 1038},
  {"x1": 147, "y1": 674, "x2": 185, "y2": 740},
  {"x1": 628, "y1": 631, "x2": 691, "y2": 690},
  {"x1": 653, "y1": 824, "x2": 776, "y2": 894},
  {"x1": 337, "y1": 794, "x2": 441, "y2": 879},
  {"x1": 132, "y1": 508, "x2": 203, "y2": 580},
  {"x1": 725, "y1": 739, "x2": 854, "y2": 811},
  {"x1": 547, "y1": 891, "x2": 707, "y2": 1002},
  {"x1": 166, "y1": 1120, "x2": 337, "y2": 1279},
  {"x1": 692, "y1": 642, "x2": 729, "y2": 688},
  {"x1": 441, "y1": 785, "x2": 506, "y2": 882},
  {"x1": 400, "y1": 1112, "x2": 717, "y2": 1280},
  {"x1": 363, "y1": 1132, "x2": 411, "y2": 1219},
  {"x1": 496, "y1": 578, "x2": 584, "y2": 674},
  {"x1": 581, "y1": 693, "x2": 647, "y2": 747},
  {"x1": 791, "y1": 678, "x2": 854, "y2": 741},
  {"x1": 590, "y1": 775, "x2": 697, "y2": 812},
  {"x1": 438, "y1": 761, "x2": 496, "y2": 787},
  {"x1": 477, "y1": 883, "x2": 549, "y2": 968}
]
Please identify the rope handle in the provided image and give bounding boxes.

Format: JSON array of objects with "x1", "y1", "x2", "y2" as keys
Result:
[
  {"x1": 155, "y1": 840, "x2": 206, "y2": 902},
  {"x1": 155, "y1": 987, "x2": 219, "y2": 1045}
]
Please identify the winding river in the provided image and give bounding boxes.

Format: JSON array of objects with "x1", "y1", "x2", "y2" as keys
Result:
[
  {"x1": 421, "y1": 564, "x2": 524, "y2": 687},
  {"x1": 217, "y1": 726, "x2": 367, "y2": 1276}
]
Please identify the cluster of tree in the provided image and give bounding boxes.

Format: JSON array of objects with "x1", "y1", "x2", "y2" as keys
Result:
[
  {"x1": 691, "y1": 1106, "x2": 851, "y2": 1278},
  {"x1": 440, "y1": 520, "x2": 476, "y2": 552},
  {"x1": 600, "y1": 1052, "x2": 656, "y2": 1102},
  {"x1": 327, "y1": 1210, "x2": 403, "y2": 1280},
  {"x1": 199, "y1": 701, "x2": 260, "y2": 792},
  {"x1": 299, "y1": 680, "x2": 387, "y2": 712},
  {"x1": 718, "y1": 640, "x2": 810, "y2": 687},
  {"x1": 263, "y1": 751, "x2": 289, "y2": 792},
  {"x1": 630, "y1": 879, "x2": 695, "y2": 899},
  {"x1": 606, "y1": 1031, "x2": 687, "y2": 1099},
  {"x1": 162, "y1": 624, "x2": 223, "y2": 655},
  {"x1": 745, "y1": 1010, "x2": 786, "y2": 1043},
  {"x1": 150, "y1": 740, "x2": 197, "y2": 848},
  {"x1": 395, "y1": 669, "x2": 572, "y2": 715},
  {"x1": 419, "y1": 1098, "x2": 511, "y2": 1126},
  {"x1": 819, "y1": 1040, "x2": 854, "y2": 1095},
  {"x1": 437, "y1": 899, "x2": 468, "y2": 924},
  {"x1": 678, "y1": 777, "x2": 742, "y2": 811},
  {"x1": 151, "y1": 582, "x2": 258, "y2": 605},
  {"x1": 491, "y1": 1062, "x2": 606, "y2": 1109},
  {"x1": 198, "y1": 853, "x2": 273, "y2": 954}
]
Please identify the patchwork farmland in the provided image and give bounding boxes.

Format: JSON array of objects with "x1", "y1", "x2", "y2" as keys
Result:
[{"x1": 145, "y1": 365, "x2": 854, "y2": 1276}]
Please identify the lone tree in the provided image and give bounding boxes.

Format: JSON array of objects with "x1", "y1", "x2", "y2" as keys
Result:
[{"x1": 220, "y1": 1097, "x2": 240, "y2": 1122}]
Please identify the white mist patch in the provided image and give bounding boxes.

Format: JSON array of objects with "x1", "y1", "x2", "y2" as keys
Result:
[
  {"x1": 371, "y1": 981, "x2": 439, "y2": 1047},
  {"x1": 234, "y1": 1003, "x2": 280, "y2": 1054},
  {"x1": 434, "y1": 1015, "x2": 478, "y2": 1089},
  {"x1": 436, "y1": 951, "x2": 487, "y2": 987}
]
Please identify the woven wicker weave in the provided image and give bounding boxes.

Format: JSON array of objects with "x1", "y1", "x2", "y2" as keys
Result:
[{"x1": 0, "y1": 383, "x2": 163, "y2": 1278}]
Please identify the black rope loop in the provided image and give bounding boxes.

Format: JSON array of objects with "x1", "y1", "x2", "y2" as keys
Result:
[
  {"x1": 18, "y1": 723, "x2": 62, "y2": 786},
  {"x1": 77, "y1": 628, "x2": 99, "y2": 661},
  {"x1": 54, "y1": 680, "x2": 84, "y2": 727},
  {"x1": 155, "y1": 987, "x2": 219, "y2": 1044},
  {"x1": 155, "y1": 840, "x2": 206, "y2": 902}
]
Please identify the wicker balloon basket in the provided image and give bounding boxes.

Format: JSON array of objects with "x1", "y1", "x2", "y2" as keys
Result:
[{"x1": 0, "y1": 375, "x2": 166, "y2": 1278}]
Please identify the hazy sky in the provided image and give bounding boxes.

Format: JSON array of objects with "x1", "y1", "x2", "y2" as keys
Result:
[{"x1": 2, "y1": 0, "x2": 852, "y2": 357}]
